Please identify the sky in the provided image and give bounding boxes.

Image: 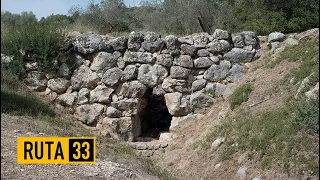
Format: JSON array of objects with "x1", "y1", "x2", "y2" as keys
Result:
[{"x1": 1, "y1": 0, "x2": 142, "y2": 20}]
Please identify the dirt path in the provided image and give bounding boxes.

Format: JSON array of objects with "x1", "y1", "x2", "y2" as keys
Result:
[{"x1": 1, "y1": 113, "x2": 160, "y2": 180}]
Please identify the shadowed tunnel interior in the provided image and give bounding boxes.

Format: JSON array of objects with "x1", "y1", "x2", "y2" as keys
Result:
[{"x1": 140, "y1": 90, "x2": 172, "y2": 139}]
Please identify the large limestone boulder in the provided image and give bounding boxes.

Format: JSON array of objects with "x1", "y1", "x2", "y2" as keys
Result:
[
  {"x1": 156, "y1": 54, "x2": 173, "y2": 67},
  {"x1": 242, "y1": 31, "x2": 259, "y2": 49},
  {"x1": 107, "y1": 36, "x2": 128, "y2": 52},
  {"x1": 180, "y1": 44, "x2": 197, "y2": 56},
  {"x1": 268, "y1": 32, "x2": 286, "y2": 42},
  {"x1": 197, "y1": 49, "x2": 210, "y2": 57},
  {"x1": 226, "y1": 64, "x2": 245, "y2": 82},
  {"x1": 117, "y1": 81, "x2": 147, "y2": 98},
  {"x1": 72, "y1": 34, "x2": 106, "y2": 54},
  {"x1": 123, "y1": 51, "x2": 155, "y2": 64},
  {"x1": 77, "y1": 88, "x2": 90, "y2": 105},
  {"x1": 190, "y1": 92, "x2": 214, "y2": 111},
  {"x1": 90, "y1": 85, "x2": 114, "y2": 104},
  {"x1": 102, "y1": 67, "x2": 123, "y2": 87},
  {"x1": 178, "y1": 37, "x2": 194, "y2": 45},
  {"x1": 194, "y1": 57, "x2": 214, "y2": 68},
  {"x1": 173, "y1": 55, "x2": 193, "y2": 68},
  {"x1": 75, "y1": 103, "x2": 105, "y2": 125},
  {"x1": 165, "y1": 35, "x2": 180, "y2": 50},
  {"x1": 192, "y1": 79, "x2": 207, "y2": 92},
  {"x1": 141, "y1": 32, "x2": 164, "y2": 53},
  {"x1": 137, "y1": 64, "x2": 168, "y2": 88},
  {"x1": 212, "y1": 29, "x2": 231, "y2": 40},
  {"x1": 223, "y1": 48, "x2": 255, "y2": 63},
  {"x1": 170, "y1": 66, "x2": 192, "y2": 79},
  {"x1": 71, "y1": 65, "x2": 100, "y2": 90},
  {"x1": 162, "y1": 78, "x2": 189, "y2": 93},
  {"x1": 128, "y1": 31, "x2": 144, "y2": 51},
  {"x1": 122, "y1": 65, "x2": 138, "y2": 81},
  {"x1": 111, "y1": 98, "x2": 147, "y2": 117},
  {"x1": 232, "y1": 34, "x2": 245, "y2": 48},
  {"x1": 106, "y1": 107, "x2": 122, "y2": 118},
  {"x1": 204, "y1": 60, "x2": 231, "y2": 82},
  {"x1": 169, "y1": 114, "x2": 198, "y2": 131},
  {"x1": 47, "y1": 78, "x2": 70, "y2": 94},
  {"x1": 57, "y1": 92, "x2": 78, "y2": 106},
  {"x1": 164, "y1": 92, "x2": 190, "y2": 116},
  {"x1": 90, "y1": 52, "x2": 117, "y2": 72},
  {"x1": 207, "y1": 39, "x2": 233, "y2": 54},
  {"x1": 192, "y1": 33, "x2": 209, "y2": 48},
  {"x1": 23, "y1": 71, "x2": 47, "y2": 92},
  {"x1": 100, "y1": 117, "x2": 136, "y2": 141}
]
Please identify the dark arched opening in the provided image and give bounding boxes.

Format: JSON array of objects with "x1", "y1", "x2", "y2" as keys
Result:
[{"x1": 139, "y1": 89, "x2": 172, "y2": 140}]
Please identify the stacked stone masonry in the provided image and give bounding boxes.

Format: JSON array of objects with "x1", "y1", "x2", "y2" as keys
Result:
[{"x1": 22, "y1": 29, "x2": 261, "y2": 141}]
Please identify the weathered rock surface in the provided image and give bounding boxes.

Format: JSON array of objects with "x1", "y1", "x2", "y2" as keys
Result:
[
  {"x1": 117, "y1": 81, "x2": 147, "y2": 98},
  {"x1": 73, "y1": 34, "x2": 106, "y2": 54},
  {"x1": 190, "y1": 92, "x2": 214, "y2": 111},
  {"x1": 90, "y1": 52, "x2": 116, "y2": 72},
  {"x1": 90, "y1": 85, "x2": 114, "y2": 103},
  {"x1": 71, "y1": 65, "x2": 100, "y2": 90},
  {"x1": 156, "y1": 54, "x2": 173, "y2": 67},
  {"x1": 108, "y1": 36, "x2": 128, "y2": 51},
  {"x1": 141, "y1": 32, "x2": 164, "y2": 53},
  {"x1": 102, "y1": 68, "x2": 123, "y2": 87},
  {"x1": 204, "y1": 61, "x2": 231, "y2": 82},
  {"x1": 57, "y1": 92, "x2": 78, "y2": 106},
  {"x1": 162, "y1": 78, "x2": 189, "y2": 93},
  {"x1": 164, "y1": 92, "x2": 190, "y2": 116},
  {"x1": 122, "y1": 65, "x2": 138, "y2": 81},
  {"x1": 47, "y1": 78, "x2": 70, "y2": 94},
  {"x1": 23, "y1": 71, "x2": 48, "y2": 92},
  {"x1": 174, "y1": 55, "x2": 193, "y2": 68},
  {"x1": 123, "y1": 51, "x2": 155, "y2": 64},
  {"x1": 170, "y1": 66, "x2": 191, "y2": 79},
  {"x1": 268, "y1": 32, "x2": 286, "y2": 42},
  {"x1": 223, "y1": 48, "x2": 255, "y2": 62},
  {"x1": 194, "y1": 57, "x2": 214, "y2": 68},
  {"x1": 76, "y1": 103, "x2": 105, "y2": 125},
  {"x1": 137, "y1": 64, "x2": 168, "y2": 88},
  {"x1": 192, "y1": 79, "x2": 207, "y2": 92}
]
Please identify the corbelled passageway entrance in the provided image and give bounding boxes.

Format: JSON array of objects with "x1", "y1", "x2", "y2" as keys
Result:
[{"x1": 137, "y1": 89, "x2": 172, "y2": 141}]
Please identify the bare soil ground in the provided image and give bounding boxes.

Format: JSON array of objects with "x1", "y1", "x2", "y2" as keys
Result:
[{"x1": 1, "y1": 113, "x2": 160, "y2": 180}]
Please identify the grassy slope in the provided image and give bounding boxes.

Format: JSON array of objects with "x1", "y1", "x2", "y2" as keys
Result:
[{"x1": 196, "y1": 37, "x2": 319, "y2": 178}]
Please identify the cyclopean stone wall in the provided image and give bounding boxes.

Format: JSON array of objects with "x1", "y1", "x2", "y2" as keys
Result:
[{"x1": 22, "y1": 29, "x2": 261, "y2": 141}]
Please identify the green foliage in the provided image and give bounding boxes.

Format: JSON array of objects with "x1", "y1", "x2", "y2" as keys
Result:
[
  {"x1": 1, "y1": 23, "x2": 67, "y2": 76},
  {"x1": 229, "y1": 82, "x2": 253, "y2": 110},
  {"x1": 197, "y1": 102, "x2": 319, "y2": 176},
  {"x1": 1, "y1": 67, "x2": 55, "y2": 117},
  {"x1": 267, "y1": 38, "x2": 319, "y2": 82},
  {"x1": 39, "y1": 14, "x2": 74, "y2": 28},
  {"x1": 293, "y1": 99, "x2": 319, "y2": 133},
  {"x1": 1, "y1": 11, "x2": 37, "y2": 28}
]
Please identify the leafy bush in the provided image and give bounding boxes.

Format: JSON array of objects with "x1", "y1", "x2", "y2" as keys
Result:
[
  {"x1": 229, "y1": 82, "x2": 253, "y2": 110},
  {"x1": 1, "y1": 23, "x2": 67, "y2": 76},
  {"x1": 293, "y1": 99, "x2": 319, "y2": 133}
]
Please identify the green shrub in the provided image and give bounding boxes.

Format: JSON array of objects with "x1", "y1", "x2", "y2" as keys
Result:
[
  {"x1": 229, "y1": 82, "x2": 253, "y2": 110},
  {"x1": 293, "y1": 99, "x2": 319, "y2": 133},
  {"x1": 1, "y1": 23, "x2": 67, "y2": 76}
]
